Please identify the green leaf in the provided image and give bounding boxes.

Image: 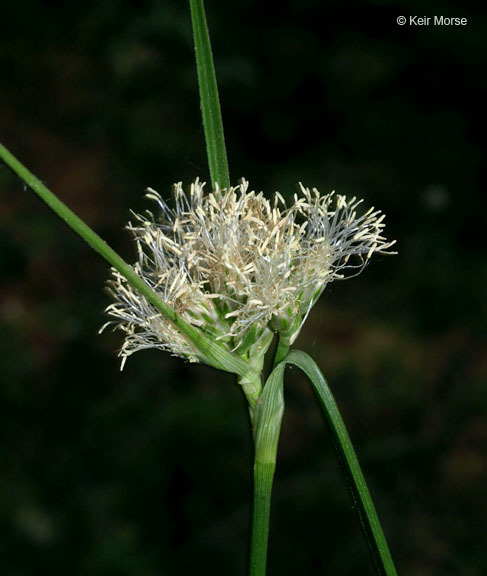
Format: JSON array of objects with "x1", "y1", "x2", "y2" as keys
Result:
[
  {"x1": 189, "y1": 0, "x2": 230, "y2": 189},
  {"x1": 282, "y1": 349, "x2": 398, "y2": 576}
]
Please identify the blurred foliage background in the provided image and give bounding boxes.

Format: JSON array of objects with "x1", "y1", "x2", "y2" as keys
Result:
[{"x1": 0, "y1": 1, "x2": 486, "y2": 575}]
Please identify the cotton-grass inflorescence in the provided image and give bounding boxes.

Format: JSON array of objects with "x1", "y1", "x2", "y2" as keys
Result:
[{"x1": 102, "y1": 179, "x2": 396, "y2": 368}]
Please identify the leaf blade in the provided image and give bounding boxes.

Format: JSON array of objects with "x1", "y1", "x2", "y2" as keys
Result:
[
  {"x1": 282, "y1": 349, "x2": 398, "y2": 576},
  {"x1": 189, "y1": 0, "x2": 230, "y2": 189}
]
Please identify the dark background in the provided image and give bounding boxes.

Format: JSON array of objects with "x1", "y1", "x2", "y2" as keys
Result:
[{"x1": 0, "y1": 1, "x2": 486, "y2": 574}]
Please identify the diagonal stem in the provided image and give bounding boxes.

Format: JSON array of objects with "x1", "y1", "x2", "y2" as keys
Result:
[{"x1": 0, "y1": 141, "x2": 256, "y2": 383}]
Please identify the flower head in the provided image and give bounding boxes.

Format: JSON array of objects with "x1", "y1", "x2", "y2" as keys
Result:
[{"x1": 103, "y1": 179, "x2": 395, "y2": 367}]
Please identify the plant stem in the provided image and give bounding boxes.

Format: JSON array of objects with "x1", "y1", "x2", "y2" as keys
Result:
[
  {"x1": 250, "y1": 361, "x2": 285, "y2": 576},
  {"x1": 273, "y1": 335, "x2": 290, "y2": 367},
  {"x1": 272, "y1": 315, "x2": 302, "y2": 368},
  {"x1": 250, "y1": 461, "x2": 276, "y2": 576},
  {"x1": 189, "y1": 0, "x2": 230, "y2": 189},
  {"x1": 0, "y1": 141, "x2": 255, "y2": 382}
]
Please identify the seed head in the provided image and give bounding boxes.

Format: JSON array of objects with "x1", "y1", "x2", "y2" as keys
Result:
[{"x1": 102, "y1": 179, "x2": 396, "y2": 367}]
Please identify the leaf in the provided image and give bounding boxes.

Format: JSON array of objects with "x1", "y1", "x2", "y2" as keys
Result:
[
  {"x1": 189, "y1": 0, "x2": 230, "y2": 189},
  {"x1": 281, "y1": 349, "x2": 398, "y2": 576}
]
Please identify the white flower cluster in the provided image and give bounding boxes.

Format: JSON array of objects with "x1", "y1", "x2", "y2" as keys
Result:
[{"x1": 103, "y1": 179, "x2": 396, "y2": 367}]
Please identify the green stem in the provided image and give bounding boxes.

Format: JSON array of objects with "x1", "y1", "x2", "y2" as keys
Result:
[
  {"x1": 189, "y1": 0, "x2": 230, "y2": 189},
  {"x1": 250, "y1": 361, "x2": 285, "y2": 576},
  {"x1": 0, "y1": 141, "x2": 255, "y2": 382},
  {"x1": 273, "y1": 335, "x2": 290, "y2": 367},
  {"x1": 272, "y1": 315, "x2": 301, "y2": 368},
  {"x1": 283, "y1": 349, "x2": 398, "y2": 576},
  {"x1": 250, "y1": 461, "x2": 276, "y2": 576}
]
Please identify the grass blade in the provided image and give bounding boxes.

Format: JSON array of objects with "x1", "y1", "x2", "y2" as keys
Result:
[
  {"x1": 282, "y1": 349, "x2": 398, "y2": 576},
  {"x1": 189, "y1": 0, "x2": 230, "y2": 189}
]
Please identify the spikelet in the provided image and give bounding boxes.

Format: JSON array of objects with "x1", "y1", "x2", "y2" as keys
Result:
[{"x1": 102, "y1": 179, "x2": 396, "y2": 367}]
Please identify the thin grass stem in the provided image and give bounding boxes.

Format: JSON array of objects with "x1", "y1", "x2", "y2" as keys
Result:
[{"x1": 0, "y1": 141, "x2": 255, "y2": 382}]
